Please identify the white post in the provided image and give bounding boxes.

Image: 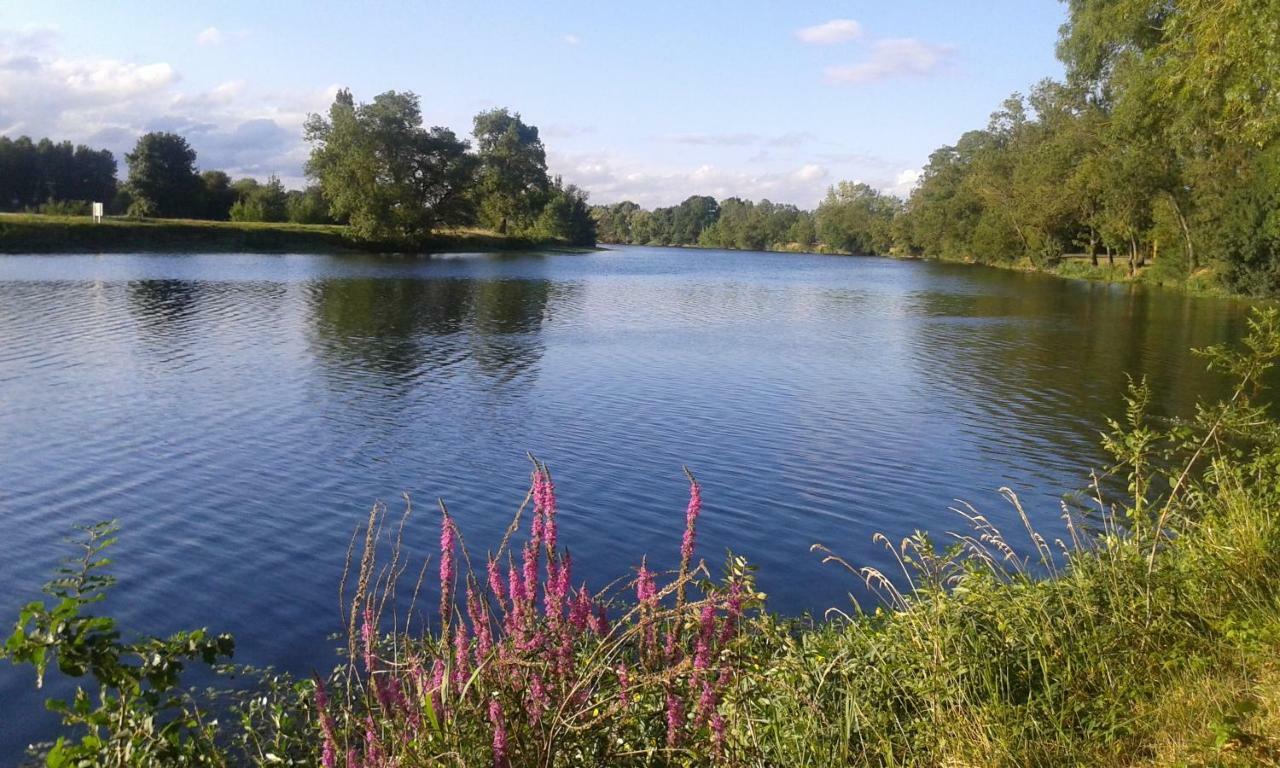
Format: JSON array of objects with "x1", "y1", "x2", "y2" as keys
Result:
[{"x1": 92, "y1": 202, "x2": 104, "y2": 223}]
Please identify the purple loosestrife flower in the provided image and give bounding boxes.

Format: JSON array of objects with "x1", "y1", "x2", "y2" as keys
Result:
[
  {"x1": 440, "y1": 511, "x2": 457, "y2": 627},
  {"x1": 522, "y1": 541, "x2": 539, "y2": 612},
  {"x1": 430, "y1": 658, "x2": 445, "y2": 720},
  {"x1": 568, "y1": 587, "x2": 592, "y2": 632},
  {"x1": 529, "y1": 673, "x2": 549, "y2": 725},
  {"x1": 363, "y1": 715, "x2": 382, "y2": 768},
  {"x1": 535, "y1": 469, "x2": 558, "y2": 554},
  {"x1": 467, "y1": 584, "x2": 492, "y2": 662},
  {"x1": 693, "y1": 601, "x2": 717, "y2": 674},
  {"x1": 592, "y1": 603, "x2": 610, "y2": 637},
  {"x1": 487, "y1": 557, "x2": 507, "y2": 610},
  {"x1": 347, "y1": 748, "x2": 360, "y2": 768},
  {"x1": 489, "y1": 698, "x2": 509, "y2": 768},
  {"x1": 681, "y1": 479, "x2": 702, "y2": 567},
  {"x1": 665, "y1": 689, "x2": 684, "y2": 748},
  {"x1": 711, "y1": 712, "x2": 727, "y2": 755},
  {"x1": 314, "y1": 677, "x2": 339, "y2": 768},
  {"x1": 695, "y1": 680, "x2": 717, "y2": 727},
  {"x1": 506, "y1": 563, "x2": 526, "y2": 638},
  {"x1": 636, "y1": 561, "x2": 656, "y2": 604},
  {"x1": 719, "y1": 583, "x2": 744, "y2": 646},
  {"x1": 453, "y1": 621, "x2": 471, "y2": 694}
]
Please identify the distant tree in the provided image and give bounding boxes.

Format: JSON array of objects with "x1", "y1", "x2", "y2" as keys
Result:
[
  {"x1": 535, "y1": 177, "x2": 596, "y2": 245},
  {"x1": 0, "y1": 135, "x2": 116, "y2": 212},
  {"x1": 201, "y1": 170, "x2": 237, "y2": 220},
  {"x1": 306, "y1": 89, "x2": 478, "y2": 240},
  {"x1": 229, "y1": 175, "x2": 289, "y2": 222},
  {"x1": 472, "y1": 108, "x2": 549, "y2": 234},
  {"x1": 286, "y1": 185, "x2": 335, "y2": 224},
  {"x1": 125, "y1": 132, "x2": 203, "y2": 218},
  {"x1": 815, "y1": 182, "x2": 900, "y2": 255}
]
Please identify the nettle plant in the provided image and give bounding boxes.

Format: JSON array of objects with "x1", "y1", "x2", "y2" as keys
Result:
[
  {"x1": 319, "y1": 464, "x2": 761, "y2": 767},
  {"x1": 3, "y1": 521, "x2": 234, "y2": 766}
]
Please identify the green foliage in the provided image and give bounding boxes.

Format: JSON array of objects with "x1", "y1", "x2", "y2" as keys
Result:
[
  {"x1": 305, "y1": 89, "x2": 479, "y2": 241},
  {"x1": 2, "y1": 521, "x2": 235, "y2": 766},
  {"x1": 815, "y1": 181, "x2": 900, "y2": 255},
  {"x1": 0, "y1": 135, "x2": 116, "y2": 213},
  {"x1": 533, "y1": 177, "x2": 596, "y2": 246},
  {"x1": 472, "y1": 108, "x2": 549, "y2": 234},
  {"x1": 229, "y1": 175, "x2": 289, "y2": 223},
  {"x1": 125, "y1": 132, "x2": 204, "y2": 219}
]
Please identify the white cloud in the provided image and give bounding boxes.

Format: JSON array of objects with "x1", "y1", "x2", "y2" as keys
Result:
[
  {"x1": 792, "y1": 163, "x2": 827, "y2": 182},
  {"x1": 795, "y1": 19, "x2": 864, "y2": 45},
  {"x1": 196, "y1": 26, "x2": 224, "y2": 47},
  {"x1": 562, "y1": 33, "x2": 580, "y2": 46},
  {"x1": 0, "y1": 26, "x2": 327, "y2": 185},
  {"x1": 824, "y1": 38, "x2": 955, "y2": 85},
  {"x1": 889, "y1": 167, "x2": 922, "y2": 196}
]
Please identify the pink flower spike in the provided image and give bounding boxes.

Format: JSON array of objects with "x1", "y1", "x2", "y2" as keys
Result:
[
  {"x1": 681, "y1": 479, "x2": 702, "y2": 565},
  {"x1": 489, "y1": 698, "x2": 509, "y2": 768},
  {"x1": 665, "y1": 689, "x2": 684, "y2": 748},
  {"x1": 440, "y1": 511, "x2": 457, "y2": 625},
  {"x1": 568, "y1": 587, "x2": 591, "y2": 632}
]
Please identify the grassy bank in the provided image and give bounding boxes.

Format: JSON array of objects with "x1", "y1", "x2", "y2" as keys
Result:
[
  {"x1": 0, "y1": 213, "x2": 571, "y2": 255},
  {"x1": 4, "y1": 310, "x2": 1279, "y2": 767}
]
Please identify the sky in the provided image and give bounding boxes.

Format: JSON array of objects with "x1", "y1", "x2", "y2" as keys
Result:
[{"x1": 0, "y1": 1, "x2": 1067, "y2": 208}]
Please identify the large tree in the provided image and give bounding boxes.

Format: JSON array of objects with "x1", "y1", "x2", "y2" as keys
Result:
[
  {"x1": 472, "y1": 108, "x2": 549, "y2": 234},
  {"x1": 125, "y1": 132, "x2": 203, "y2": 218},
  {"x1": 305, "y1": 89, "x2": 478, "y2": 240}
]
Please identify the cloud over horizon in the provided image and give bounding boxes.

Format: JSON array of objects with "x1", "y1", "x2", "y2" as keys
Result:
[
  {"x1": 795, "y1": 19, "x2": 864, "y2": 45},
  {"x1": 824, "y1": 38, "x2": 956, "y2": 85}
]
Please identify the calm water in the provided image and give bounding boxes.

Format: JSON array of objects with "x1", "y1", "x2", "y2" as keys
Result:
[{"x1": 0, "y1": 246, "x2": 1260, "y2": 755}]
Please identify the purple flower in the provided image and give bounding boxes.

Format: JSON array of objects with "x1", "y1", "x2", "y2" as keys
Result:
[
  {"x1": 440, "y1": 512, "x2": 456, "y2": 625},
  {"x1": 711, "y1": 712, "x2": 727, "y2": 755},
  {"x1": 487, "y1": 557, "x2": 507, "y2": 610},
  {"x1": 592, "y1": 603, "x2": 610, "y2": 637},
  {"x1": 568, "y1": 586, "x2": 591, "y2": 632},
  {"x1": 453, "y1": 620, "x2": 471, "y2": 694},
  {"x1": 680, "y1": 480, "x2": 702, "y2": 567},
  {"x1": 489, "y1": 699, "x2": 509, "y2": 768},
  {"x1": 693, "y1": 601, "x2": 716, "y2": 673},
  {"x1": 665, "y1": 689, "x2": 684, "y2": 748}
]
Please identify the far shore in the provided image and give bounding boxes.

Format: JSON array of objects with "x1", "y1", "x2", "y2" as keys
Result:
[{"x1": 0, "y1": 212, "x2": 582, "y2": 256}]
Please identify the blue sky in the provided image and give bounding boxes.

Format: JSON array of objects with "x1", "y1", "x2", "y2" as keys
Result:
[{"x1": 0, "y1": 1, "x2": 1066, "y2": 207}]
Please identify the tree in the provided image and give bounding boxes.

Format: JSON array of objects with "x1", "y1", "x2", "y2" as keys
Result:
[
  {"x1": 201, "y1": 171, "x2": 237, "y2": 220},
  {"x1": 305, "y1": 89, "x2": 478, "y2": 240},
  {"x1": 472, "y1": 108, "x2": 549, "y2": 234},
  {"x1": 535, "y1": 177, "x2": 596, "y2": 246},
  {"x1": 815, "y1": 182, "x2": 900, "y2": 255},
  {"x1": 125, "y1": 132, "x2": 203, "y2": 218},
  {"x1": 230, "y1": 175, "x2": 289, "y2": 222}
]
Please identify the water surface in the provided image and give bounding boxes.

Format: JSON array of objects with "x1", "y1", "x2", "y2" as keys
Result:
[{"x1": 0, "y1": 246, "x2": 1258, "y2": 756}]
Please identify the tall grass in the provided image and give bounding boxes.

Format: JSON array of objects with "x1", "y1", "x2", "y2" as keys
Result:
[{"x1": 5, "y1": 309, "x2": 1279, "y2": 767}]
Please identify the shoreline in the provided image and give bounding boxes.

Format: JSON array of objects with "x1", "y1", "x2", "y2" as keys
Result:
[
  {"x1": 599, "y1": 240, "x2": 1253, "y2": 299},
  {"x1": 0, "y1": 213, "x2": 581, "y2": 256}
]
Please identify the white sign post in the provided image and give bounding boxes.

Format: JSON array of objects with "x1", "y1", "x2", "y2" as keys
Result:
[{"x1": 91, "y1": 202, "x2": 104, "y2": 223}]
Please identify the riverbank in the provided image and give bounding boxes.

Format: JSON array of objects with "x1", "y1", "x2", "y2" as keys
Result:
[
  {"x1": 0, "y1": 213, "x2": 575, "y2": 254},
  {"x1": 600, "y1": 239, "x2": 1250, "y2": 298}
]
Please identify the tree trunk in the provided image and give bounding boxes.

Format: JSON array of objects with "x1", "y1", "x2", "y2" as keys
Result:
[
  {"x1": 1106, "y1": 244, "x2": 1114, "y2": 266},
  {"x1": 1128, "y1": 234, "x2": 1137, "y2": 277},
  {"x1": 1169, "y1": 195, "x2": 1196, "y2": 271},
  {"x1": 1089, "y1": 229, "x2": 1098, "y2": 267}
]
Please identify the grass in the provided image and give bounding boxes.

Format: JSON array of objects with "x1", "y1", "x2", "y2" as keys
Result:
[
  {"x1": 0, "y1": 212, "x2": 574, "y2": 255},
  {"x1": 4, "y1": 310, "x2": 1280, "y2": 767}
]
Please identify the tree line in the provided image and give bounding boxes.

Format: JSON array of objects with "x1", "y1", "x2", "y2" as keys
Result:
[
  {"x1": 896, "y1": 0, "x2": 1279, "y2": 295},
  {"x1": 1, "y1": 90, "x2": 596, "y2": 246},
  {"x1": 591, "y1": 182, "x2": 901, "y2": 255},
  {"x1": 596, "y1": 1, "x2": 1279, "y2": 296}
]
